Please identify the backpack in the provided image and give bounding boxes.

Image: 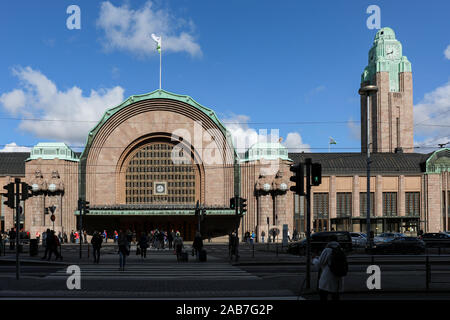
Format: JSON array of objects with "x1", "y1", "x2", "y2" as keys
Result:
[{"x1": 328, "y1": 246, "x2": 348, "y2": 277}]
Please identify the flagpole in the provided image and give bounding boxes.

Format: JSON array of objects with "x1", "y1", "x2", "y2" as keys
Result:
[{"x1": 159, "y1": 36, "x2": 162, "y2": 90}]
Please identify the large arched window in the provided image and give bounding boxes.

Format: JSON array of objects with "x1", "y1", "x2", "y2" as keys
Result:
[{"x1": 125, "y1": 143, "x2": 196, "y2": 204}]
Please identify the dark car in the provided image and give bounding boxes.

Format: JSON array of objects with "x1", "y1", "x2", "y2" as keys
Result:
[
  {"x1": 287, "y1": 231, "x2": 352, "y2": 255},
  {"x1": 371, "y1": 236, "x2": 425, "y2": 254},
  {"x1": 420, "y1": 233, "x2": 450, "y2": 248}
]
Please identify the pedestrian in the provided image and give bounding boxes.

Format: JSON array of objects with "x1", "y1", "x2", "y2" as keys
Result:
[
  {"x1": 83, "y1": 230, "x2": 88, "y2": 244},
  {"x1": 293, "y1": 229, "x2": 299, "y2": 241},
  {"x1": 9, "y1": 228, "x2": 16, "y2": 250},
  {"x1": 192, "y1": 231, "x2": 203, "y2": 261},
  {"x1": 41, "y1": 229, "x2": 51, "y2": 260},
  {"x1": 228, "y1": 232, "x2": 239, "y2": 262},
  {"x1": 46, "y1": 230, "x2": 62, "y2": 261},
  {"x1": 312, "y1": 240, "x2": 348, "y2": 301},
  {"x1": 173, "y1": 232, "x2": 184, "y2": 261},
  {"x1": 91, "y1": 231, "x2": 103, "y2": 264},
  {"x1": 261, "y1": 230, "x2": 265, "y2": 243},
  {"x1": 168, "y1": 229, "x2": 174, "y2": 249},
  {"x1": 250, "y1": 231, "x2": 255, "y2": 245},
  {"x1": 114, "y1": 230, "x2": 118, "y2": 243},
  {"x1": 118, "y1": 230, "x2": 129, "y2": 271},
  {"x1": 103, "y1": 230, "x2": 108, "y2": 243},
  {"x1": 63, "y1": 232, "x2": 68, "y2": 244},
  {"x1": 138, "y1": 232, "x2": 149, "y2": 259}
]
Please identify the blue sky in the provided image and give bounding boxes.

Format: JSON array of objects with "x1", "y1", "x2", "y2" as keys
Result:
[{"x1": 0, "y1": 0, "x2": 449, "y2": 154}]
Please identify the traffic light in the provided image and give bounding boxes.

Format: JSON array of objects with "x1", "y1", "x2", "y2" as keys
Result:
[
  {"x1": 83, "y1": 201, "x2": 90, "y2": 214},
  {"x1": 311, "y1": 163, "x2": 322, "y2": 186},
  {"x1": 239, "y1": 197, "x2": 247, "y2": 215},
  {"x1": 21, "y1": 182, "x2": 33, "y2": 201},
  {"x1": 289, "y1": 164, "x2": 304, "y2": 195},
  {"x1": 230, "y1": 197, "x2": 236, "y2": 209},
  {"x1": 3, "y1": 183, "x2": 15, "y2": 208}
]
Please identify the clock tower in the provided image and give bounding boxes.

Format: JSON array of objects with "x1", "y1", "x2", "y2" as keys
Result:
[{"x1": 361, "y1": 27, "x2": 414, "y2": 153}]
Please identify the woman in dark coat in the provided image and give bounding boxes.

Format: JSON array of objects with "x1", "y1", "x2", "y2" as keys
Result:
[
  {"x1": 118, "y1": 230, "x2": 129, "y2": 271},
  {"x1": 192, "y1": 231, "x2": 203, "y2": 261},
  {"x1": 138, "y1": 232, "x2": 149, "y2": 259}
]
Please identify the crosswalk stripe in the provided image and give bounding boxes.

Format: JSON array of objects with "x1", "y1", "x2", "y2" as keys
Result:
[{"x1": 45, "y1": 263, "x2": 259, "y2": 280}]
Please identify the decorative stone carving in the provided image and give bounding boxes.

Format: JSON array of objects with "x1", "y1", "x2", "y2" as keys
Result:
[{"x1": 30, "y1": 169, "x2": 47, "y2": 193}]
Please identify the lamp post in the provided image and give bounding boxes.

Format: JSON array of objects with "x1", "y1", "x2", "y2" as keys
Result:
[{"x1": 358, "y1": 84, "x2": 378, "y2": 250}]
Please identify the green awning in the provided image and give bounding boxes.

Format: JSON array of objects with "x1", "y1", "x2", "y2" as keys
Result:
[{"x1": 74, "y1": 209, "x2": 237, "y2": 216}]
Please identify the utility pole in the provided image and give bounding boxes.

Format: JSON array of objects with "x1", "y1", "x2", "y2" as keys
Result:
[
  {"x1": 305, "y1": 159, "x2": 312, "y2": 289},
  {"x1": 78, "y1": 199, "x2": 82, "y2": 259},
  {"x1": 15, "y1": 178, "x2": 20, "y2": 280},
  {"x1": 359, "y1": 85, "x2": 378, "y2": 249}
]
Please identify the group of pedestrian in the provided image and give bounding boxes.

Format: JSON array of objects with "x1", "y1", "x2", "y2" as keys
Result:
[
  {"x1": 41, "y1": 229, "x2": 63, "y2": 261},
  {"x1": 244, "y1": 231, "x2": 256, "y2": 245}
]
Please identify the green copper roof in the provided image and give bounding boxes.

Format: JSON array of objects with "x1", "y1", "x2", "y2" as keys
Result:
[
  {"x1": 240, "y1": 142, "x2": 292, "y2": 162},
  {"x1": 80, "y1": 89, "x2": 238, "y2": 160},
  {"x1": 26, "y1": 142, "x2": 79, "y2": 162},
  {"x1": 426, "y1": 148, "x2": 450, "y2": 174},
  {"x1": 361, "y1": 27, "x2": 412, "y2": 92}
]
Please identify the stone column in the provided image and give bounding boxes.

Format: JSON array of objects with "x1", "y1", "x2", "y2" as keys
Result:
[
  {"x1": 376, "y1": 175, "x2": 383, "y2": 217},
  {"x1": 399, "y1": 175, "x2": 405, "y2": 216}
]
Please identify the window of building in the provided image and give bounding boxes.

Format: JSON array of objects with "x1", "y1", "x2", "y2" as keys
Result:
[
  {"x1": 125, "y1": 143, "x2": 196, "y2": 204},
  {"x1": 405, "y1": 192, "x2": 420, "y2": 216},
  {"x1": 337, "y1": 192, "x2": 352, "y2": 217},
  {"x1": 359, "y1": 192, "x2": 374, "y2": 217},
  {"x1": 383, "y1": 192, "x2": 397, "y2": 216},
  {"x1": 313, "y1": 193, "x2": 329, "y2": 218}
]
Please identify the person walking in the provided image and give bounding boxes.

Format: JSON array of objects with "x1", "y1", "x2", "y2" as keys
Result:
[
  {"x1": 192, "y1": 231, "x2": 203, "y2": 261},
  {"x1": 103, "y1": 230, "x2": 108, "y2": 243},
  {"x1": 41, "y1": 229, "x2": 52, "y2": 260},
  {"x1": 173, "y1": 232, "x2": 184, "y2": 261},
  {"x1": 91, "y1": 231, "x2": 103, "y2": 264},
  {"x1": 261, "y1": 231, "x2": 265, "y2": 243},
  {"x1": 46, "y1": 230, "x2": 62, "y2": 261},
  {"x1": 312, "y1": 240, "x2": 348, "y2": 301},
  {"x1": 168, "y1": 229, "x2": 174, "y2": 250},
  {"x1": 228, "y1": 232, "x2": 239, "y2": 262},
  {"x1": 118, "y1": 230, "x2": 129, "y2": 271},
  {"x1": 138, "y1": 232, "x2": 149, "y2": 259}
]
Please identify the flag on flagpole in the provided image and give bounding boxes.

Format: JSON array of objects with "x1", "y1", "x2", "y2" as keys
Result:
[
  {"x1": 151, "y1": 33, "x2": 161, "y2": 53},
  {"x1": 329, "y1": 137, "x2": 337, "y2": 145}
]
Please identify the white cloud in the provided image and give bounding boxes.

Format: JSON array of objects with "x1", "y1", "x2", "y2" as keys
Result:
[
  {"x1": 0, "y1": 142, "x2": 31, "y2": 152},
  {"x1": 0, "y1": 89, "x2": 26, "y2": 114},
  {"x1": 445, "y1": 45, "x2": 450, "y2": 60},
  {"x1": 414, "y1": 81, "x2": 450, "y2": 147},
  {"x1": 0, "y1": 66, "x2": 125, "y2": 145},
  {"x1": 284, "y1": 132, "x2": 310, "y2": 152},
  {"x1": 222, "y1": 114, "x2": 310, "y2": 153},
  {"x1": 97, "y1": 1, "x2": 201, "y2": 58}
]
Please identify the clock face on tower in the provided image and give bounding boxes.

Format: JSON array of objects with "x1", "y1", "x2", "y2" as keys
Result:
[
  {"x1": 385, "y1": 44, "x2": 399, "y2": 60},
  {"x1": 154, "y1": 182, "x2": 167, "y2": 195}
]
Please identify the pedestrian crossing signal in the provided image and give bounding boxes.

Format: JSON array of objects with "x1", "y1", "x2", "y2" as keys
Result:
[
  {"x1": 239, "y1": 197, "x2": 247, "y2": 215},
  {"x1": 230, "y1": 197, "x2": 236, "y2": 209},
  {"x1": 311, "y1": 163, "x2": 322, "y2": 186},
  {"x1": 289, "y1": 164, "x2": 304, "y2": 195},
  {"x1": 2, "y1": 183, "x2": 15, "y2": 209}
]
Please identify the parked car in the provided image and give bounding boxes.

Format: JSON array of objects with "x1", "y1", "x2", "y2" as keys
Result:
[
  {"x1": 350, "y1": 232, "x2": 367, "y2": 248},
  {"x1": 373, "y1": 232, "x2": 405, "y2": 244},
  {"x1": 287, "y1": 231, "x2": 352, "y2": 255},
  {"x1": 421, "y1": 233, "x2": 450, "y2": 248},
  {"x1": 371, "y1": 236, "x2": 425, "y2": 254}
]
